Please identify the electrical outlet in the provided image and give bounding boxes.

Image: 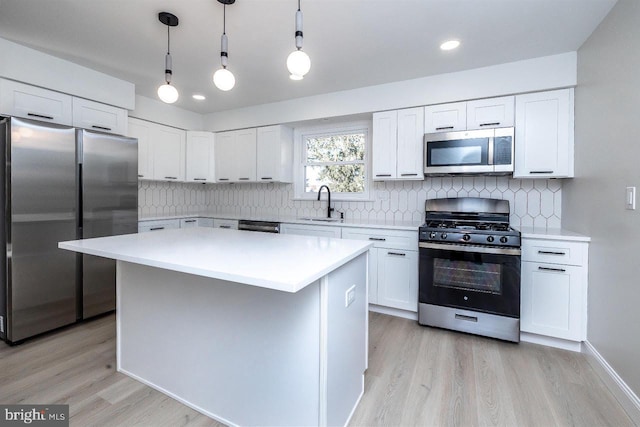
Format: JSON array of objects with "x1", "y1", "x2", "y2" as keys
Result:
[
  {"x1": 0, "y1": 315, "x2": 4, "y2": 334},
  {"x1": 626, "y1": 187, "x2": 636, "y2": 210},
  {"x1": 345, "y1": 285, "x2": 356, "y2": 307}
]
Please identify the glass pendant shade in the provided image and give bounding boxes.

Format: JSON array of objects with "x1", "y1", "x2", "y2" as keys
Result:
[
  {"x1": 157, "y1": 83, "x2": 179, "y2": 103},
  {"x1": 213, "y1": 68, "x2": 235, "y2": 91},
  {"x1": 287, "y1": 49, "x2": 311, "y2": 80}
]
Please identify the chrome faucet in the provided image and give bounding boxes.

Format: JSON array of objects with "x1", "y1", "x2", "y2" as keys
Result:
[{"x1": 317, "y1": 185, "x2": 334, "y2": 218}]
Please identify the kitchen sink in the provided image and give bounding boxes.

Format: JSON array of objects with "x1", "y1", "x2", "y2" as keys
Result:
[{"x1": 297, "y1": 217, "x2": 343, "y2": 222}]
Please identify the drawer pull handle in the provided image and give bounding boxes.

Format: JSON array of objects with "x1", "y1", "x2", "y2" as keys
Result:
[
  {"x1": 400, "y1": 173, "x2": 418, "y2": 176},
  {"x1": 27, "y1": 112, "x2": 54, "y2": 120},
  {"x1": 479, "y1": 122, "x2": 500, "y2": 127},
  {"x1": 529, "y1": 171, "x2": 554, "y2": 174},
  {"x1": 219, "y1": 225, "x2": 231, "y2": 229},
  {"x1": 455, "y1": 314, "x2": 478, "y2": 322},
  {"x1": 193, "y1": 178, "x2": 207, "y2": 181},
  {"x1": 165, "y1": 176, "x2": 177, "y2": 180},
  {"x1": 369, "y1": 237, "x2": 386, "y2": 241},
  {"x1": 184, "y1": 220, "x2": 197, "y2": 223},
  {"x1": 137, "y1": 174, "x2": 143, "y2": 177},
  {"x1": 435, "y1": 126, "x2": 454, "y2": 130},
  {"x1": 239, "y1": 177, "x2": 250, "y2": 181},
  {"x1": 218, "y1": 178, "x2": 229, "y2": 181},
  {"x1": 388, "y1": 252, "x2": 406, "y2": 257},
  {"x1": 261, "y1": 177, "x2": 273, "y2": 180},
  {"x1": 91, "y1": 125, "x2": 112, "y2": 131},
  {"x1": 149, "y1": 227, "x2": 165, "y2": 231},
  {"x1": 538, "y1": 266, "x2": 566, "y2": 273},
  {"x1": 375, "y1": 174, "x2": 392, "y2": 177},
  {"x1": 538, "y1": 250, "x2": 566, "y2": 255}
]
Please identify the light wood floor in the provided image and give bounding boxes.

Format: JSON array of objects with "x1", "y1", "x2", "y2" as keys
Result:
[{"x1": 0, "y1": 312, "x2": 633, "y2": 427}]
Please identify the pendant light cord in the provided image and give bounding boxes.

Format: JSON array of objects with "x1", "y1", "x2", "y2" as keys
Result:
[
  {"x1": 223, "y1": 4, "x2": 226, "y2": 35},
  {"x1": 166, "y1": 24, "x2": 170, "y2": 55},
  {"x1": 298, "y1": 0, "x2": 301, "y2": 11}
]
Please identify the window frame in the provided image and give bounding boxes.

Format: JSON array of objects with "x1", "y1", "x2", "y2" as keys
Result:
[{"x1": 293, "y1": 121, "x2": 373, "y2": 201}]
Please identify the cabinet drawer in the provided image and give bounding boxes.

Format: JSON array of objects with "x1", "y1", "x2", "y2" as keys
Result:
[
  {"x1": 0, "y1": 78, "x2": 72, "y2": 125},
  {"x1": 522, "y1": 239, "x2": 587, "y2": 266},
  {"x1": 138, "y1": 219, "x2": 180, "y2": 232},
  {"x1": 341, "y1": 227, "x2": 418, "y2": 250},
  {"x1": 213, "y1": 219, "x2": 239, "y2": 230}
]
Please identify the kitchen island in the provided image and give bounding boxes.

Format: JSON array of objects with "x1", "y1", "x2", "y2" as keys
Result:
[{"x1": 59, "y1": 227, "x2": 372, "y2": 427}]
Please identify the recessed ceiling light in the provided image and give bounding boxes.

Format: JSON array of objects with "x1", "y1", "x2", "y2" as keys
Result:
[
  {"x1": 192, "y1": 94, "x2": 206, "y2": 100},
  {"x1": 440, "y1": 40, "x2": 461, "y2": 51}
]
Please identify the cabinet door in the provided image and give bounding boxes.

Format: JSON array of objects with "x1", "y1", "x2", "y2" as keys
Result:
[
  {"x1": 521, "y1": 262, "x2": 585, "y2": 341},
  {"x1": 214, "y1": 131, "x2": 236, "y2": 182},
  {"x1": 257, "y1": 125, "x2": 293, "y2": 183},
  {"x1": 128, "y1": 118, "x2": 153, "y2": 180},
  {"x1": 514, "y1": 89, "x2": 574, "y2": 178},
  {"x1": 424, "y1": 102, "x2": 466, "y2": 133},
  {"x1": 396, "y1": 107, "x2": 424, "y2": 179},
  {"x1": 234, "y1": 128, "x2": 257, "y2": 182},
  {"x1": 180, "y1": 218, "x2": 199, "y2": 228},
  {"x1": 466, "y1": 96, "x2": 514, "y2": 130},
  {"x1": 186, "y1": 131, "x2": 215, "y2": 183},
  {"x1": 372, "y1": 111, "x2": 398, "y2": 180},
  {"x1": 280, "y1": 223, "x2": 342, "y2": 238},
  {"x1": 368, "y1": 248, "x2": 379, "y2": 304},
  {"x1": 377, "y1": 249, "x2": 418, "y2": 312},
  {"x1": 0, "y1": 78, "x2": 72, "y2": 125},
  {"x1": 152, "y1": 126, "x2": 186, "y2": 181},
  {"x1": 72, "y1": 97, "x2": 127, "y2": 135}
]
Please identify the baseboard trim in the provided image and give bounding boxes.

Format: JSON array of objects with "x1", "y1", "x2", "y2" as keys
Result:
[
  {"x1": 583, "y1": 340, "x2": 640, "y2": 425},
  {"x1": 368, "y1": 304, "x2": 418, "y2": 321},
  {"x1": 520, "y1": 332, "x2": 582, "y2": 352}
]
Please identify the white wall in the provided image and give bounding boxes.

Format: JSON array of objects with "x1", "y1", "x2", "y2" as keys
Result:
[
  {"x1": 129, "y1": 95, "x2": 203, "y2": 130},
  {"x1": 563, "y1": 0, "x2": 640, "y2": 408},
  {"x1": 202, "y1": 53, "x2": 577, "y2": 132},
  {"x1": 0, "y1": 37, "x2": 134, "y2": 109}
]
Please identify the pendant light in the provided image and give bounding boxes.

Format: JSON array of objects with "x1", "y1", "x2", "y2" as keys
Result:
[
  {"x1": 213, "y1": 0, "x2": 236, "y2": 91},
  {"x1": 286, "y1": 0, "x2": 311, "y2": 80},
  {"x1": 157, "y1": 12, "x2": 179, "y2": 104}
]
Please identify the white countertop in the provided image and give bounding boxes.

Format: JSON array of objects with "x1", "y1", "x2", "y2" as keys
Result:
[
  {"x1": 140, "y1": 213, "x2": 422, "y2": 231},
  {"x1": 517, "y1": 226, "x2": 591, "y2": 242},
  {"x1": 59, "y1": 228, "x2": 373, "y2": 293}
]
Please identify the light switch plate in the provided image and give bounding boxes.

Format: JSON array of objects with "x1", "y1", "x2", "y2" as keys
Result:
[
  {"x1": 626, "y1": 187, "x2": 636, "y2": 210},
  {"x1": 345, "y1": 285, "x2": 356, "y2": 307}
]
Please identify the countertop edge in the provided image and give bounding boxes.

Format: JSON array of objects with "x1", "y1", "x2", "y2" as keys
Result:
[{"x1": 517, "y1": 226, "x2": 591, "y2": 242}]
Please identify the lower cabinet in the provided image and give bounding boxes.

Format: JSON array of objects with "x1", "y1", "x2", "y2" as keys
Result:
[
  {"x1": 280, "y1": 223, "x2": 342, "y2": 238},
  {"x1": 213, "y1": 219, "x2": 239, "y2": 230},
  {"x1": 138, "y1": 219, "x2": 181, "y2": 233},
  {"x1": 520, "y1": 237, "x2": 588, "y2": 342},
  {"x1": 341, "y1": 227, "x2": 419, "y2": 312}
]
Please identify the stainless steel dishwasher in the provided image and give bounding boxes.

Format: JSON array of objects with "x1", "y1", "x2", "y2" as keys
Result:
[{"x1": 237, "y1": 220, "x2": 281, "y2": 233}]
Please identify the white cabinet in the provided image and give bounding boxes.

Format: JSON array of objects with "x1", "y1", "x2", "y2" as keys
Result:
[
  {"x1": 215, "y1": 128, "x2": 257, "y2": 182},
  {"x1": 256, "y1": 125, "x2": 293, "y2": 183},
  {"x1": 281, "y1": 223, "x2": 342, "y2": 238},
  {"x1": 72, "y1": 97, "x2": 127, "y2": 135},
  {"x1": 424, "y1": 101, "x2": 466, "y2": 133},
  {"x1": 213, "y1": 219, "x2": 239, "y2": 230},
  {"x1": 0, "y1": 78, "x2": 72, "y2": 125},
  {"x1": 186, "y1": 131, "x2": 215, "y2": 183},
  {"x1": 127, "y1": 118, "x2": 153, "y2": 180},
  {"x1": 342, "y1": 227, "x2": 419, "y2": 312},
  {"x1": 372, "y1": 107, "x2": 424, "y2": 181},
  {"x1": 521, "y1": 237, "x2": 588, "y2": 342},
  {"x1": 514, "y1": 88, "x2": 574, "y2": 178},
  {"x1": 180, "y1": 218, "x2": 200, "y2": 228},
  {"x1": 138, "y1": 219, "x2": 180, "y2": 233},
  {"x1": 424, "y1": 96, "x2": 514, "y2": 133}
]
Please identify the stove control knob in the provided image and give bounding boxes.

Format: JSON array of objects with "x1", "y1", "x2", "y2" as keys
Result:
[
  {"x1": 487, "y1": 236, "x2": 494, "y2": 243},
  {"x1": 500, "y1": 236, "x2": 508, "y2": 244},
  {"x1": 429, "y1": 232, "x2": 437, "y2": 239},
  {"x1": 440, "y1": 233, "x2": 448, "y2": 239},
  {"x1": 462, "y1": 234, "x2": 471, "y2": 241}
]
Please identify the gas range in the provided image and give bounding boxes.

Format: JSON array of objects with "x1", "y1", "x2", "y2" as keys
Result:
[{"x1": 418, "y1": 197, "x2": 521, "y2": 248}]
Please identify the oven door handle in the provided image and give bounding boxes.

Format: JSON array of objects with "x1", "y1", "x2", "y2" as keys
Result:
[{"x1": 418, "y1": 241, "x2": 521, "y2": 256}]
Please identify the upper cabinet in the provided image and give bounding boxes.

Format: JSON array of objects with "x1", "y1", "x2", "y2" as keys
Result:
[
  {"x1": 127, "y1": 118, "x2": 186, "y2": 182},
  {"x1": 185, "y1": 131, "x2": 215, "y2": 183},
  {"x1": 72, "y1": 97, "x2": 127, "y2": 135},
  {"x1": 372, "y1": 107, "x2": 424, "y2": 181},
  {"x1": 215, "y1": 128, "x2": 257, "y2": 182},
  {"x1": 514, "y1": 89, "x2": 574, "y2": 178},
  {"x1": 424, "y1": 96, "x2": 514, "y2": 133},
  {"x1": 0, "y1": 78, "x2": 73, "y2": 126},
  {"x1": 0, "y1": 78, "x2": 128, "y2": 134},
  {"x1": 256, "y1": 125, "x2": 293, "y2": 183}
]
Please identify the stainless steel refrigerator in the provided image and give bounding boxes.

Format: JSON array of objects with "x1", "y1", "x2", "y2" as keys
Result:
[{"x1": 1, "y1": 117, "x2": 138, "y2": 344}]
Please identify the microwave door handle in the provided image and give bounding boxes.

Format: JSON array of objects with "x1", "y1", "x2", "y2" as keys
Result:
[{"x1": 488, "y1": 136, "x2": 494, "y2": 166}]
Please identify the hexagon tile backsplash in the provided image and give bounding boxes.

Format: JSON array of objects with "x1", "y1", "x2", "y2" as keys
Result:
[{"x1": 139, "y1": 177, "x2": 562, "y2": 228}]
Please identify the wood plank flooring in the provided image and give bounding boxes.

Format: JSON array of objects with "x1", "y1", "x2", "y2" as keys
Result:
[{"x1": 0, "y1": 312, "x2": 633, "y2": 426}]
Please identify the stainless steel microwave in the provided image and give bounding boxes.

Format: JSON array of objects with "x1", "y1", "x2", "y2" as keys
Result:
[{"x1": 423, "y1": 127, "x2": 514, "y2": 175}]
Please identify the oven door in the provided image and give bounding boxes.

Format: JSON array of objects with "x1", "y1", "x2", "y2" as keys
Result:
[{"x1": 419, "y1": 242, "x2": 521, "y2": 318}]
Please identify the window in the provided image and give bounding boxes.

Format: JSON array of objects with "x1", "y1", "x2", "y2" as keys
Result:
[{"x1": 294, "y1": 122, "x2": 371, "y2": 201}]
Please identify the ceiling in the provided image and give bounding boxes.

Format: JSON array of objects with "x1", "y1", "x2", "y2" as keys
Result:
[{"x1": 0, "y1": 0, "x2": 617, "y2": 115}]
